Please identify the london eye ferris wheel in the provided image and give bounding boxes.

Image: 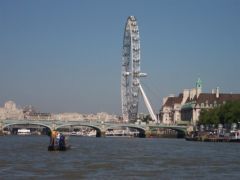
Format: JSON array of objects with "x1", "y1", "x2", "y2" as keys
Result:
[{"x1": 121, "y1": 16, "x2": 157, "y2": 123}]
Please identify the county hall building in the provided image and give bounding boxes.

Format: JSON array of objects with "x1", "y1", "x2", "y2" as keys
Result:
[{"x1": 160, "y1": 79, "x2": 240, "y2": 125}]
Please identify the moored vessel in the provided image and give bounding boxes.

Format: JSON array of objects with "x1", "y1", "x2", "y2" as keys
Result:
[{"x1": 17, "y1": 129, "x2": 31, "y2": 135}]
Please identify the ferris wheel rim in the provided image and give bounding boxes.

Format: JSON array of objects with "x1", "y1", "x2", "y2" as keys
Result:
[{"x1": 121, "y1": 16, "x2": 141, "y2": 122}]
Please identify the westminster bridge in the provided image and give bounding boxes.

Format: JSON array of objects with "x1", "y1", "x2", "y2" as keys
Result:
[{"x1": 0, "y1": 119, "x2": 187, "y2": 137}]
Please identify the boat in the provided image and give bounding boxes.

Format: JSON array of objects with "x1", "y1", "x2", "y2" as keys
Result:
[
  {"x1": 48, "y1": 132, "x2": 70, "y2": 151},
  {"x1": 86, "y1": 130, "x2": 97, "y2": 137},
  {"x1": 48, "y1": 144, "x2": 71, "y2": 151},
  {"x1": 48, "y1": 137, "x2": 71, "y2": 151},
  {"x1": 17, "y1": 129, "x2": 31, "y2": 135},
  {"x1": 185, "y1": 130, "x2": 240, "y2": 143},
  {"x1": 229, "y1": 130, "x2": 240, "y2": 142},
  {"x1": 185, "y1": 136, "x2": 199, "y2": 141},
  {"x1": 71, "y1": 131, "x2": 83, "y2": 136},
  {"x1": 229, "y1": 139, "x2": 240, "y2": 142},
  {"x1": 106, "y1": 129, "x2": 138, "y2": 137}
]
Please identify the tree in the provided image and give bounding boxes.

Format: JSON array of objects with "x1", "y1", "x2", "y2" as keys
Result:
[
  {"x1": 142, "y1": 115, "x2": 152, "y2": 123},
  {"x1": 198, "y1": 101, "x2": 240, "y2": 126},
  {"x1": 198, "y1": 109, "x2": 209, "y2": 125}
]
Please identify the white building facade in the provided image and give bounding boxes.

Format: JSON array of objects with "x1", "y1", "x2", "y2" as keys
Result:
[
  {"x1": 160, "y1": 78, "x2": 240, "y2": 125},
  {"x1": 160, "y1": 78, "x2": 202, "y2": 125},
  {"x1": 0, "y1": 101, "x2": 24, "y2": 120}
]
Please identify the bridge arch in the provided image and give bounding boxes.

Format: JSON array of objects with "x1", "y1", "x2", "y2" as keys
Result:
[
  {"x1": 106, "y1": 124, "x2": 147, "y2": 138},
  {"x1": 148, "y1": 125, "x2": 187, "y2": 138},
  {"x1": 3, "y1": 122, "x2": 52, "y2": 135},
  {"x1": 168, "y1": 127, "x2": 186, "y2": 138},
  {"x1": 56, "y1": 123, "x2": 103, "y2": 137}
]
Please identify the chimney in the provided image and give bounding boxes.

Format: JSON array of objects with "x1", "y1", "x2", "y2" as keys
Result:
[
  {"x1": 182, "y1": 89, "x2": 190, "y2": 105},
  {"x1": 216, "y1": 87, "x2": 219, "y2": 98}
]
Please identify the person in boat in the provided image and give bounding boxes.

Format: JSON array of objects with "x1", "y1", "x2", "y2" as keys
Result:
[
  {"x1": 49, "y1": 130, "x2": 58, "y2": 147},
  {"x1": 56, "y1": 132, "x2": 60, "y2": 145},
  {"x1": 59, "y1": 133, "x2": 66, "y2": 150},
  {"x1": 48, "y1": 130, "x2": 68, "y2": 151}
]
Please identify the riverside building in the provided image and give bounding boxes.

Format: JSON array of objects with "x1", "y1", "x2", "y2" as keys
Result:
[
  {"x1": 160, "y1": 79, "x2": 240, "y2": 125},
  {"x1": 0, "y1": 101, "x2": 118, "y2": 122},
  {"x1": 0, "y1": 101, "x2": 24, "y2": 120}
]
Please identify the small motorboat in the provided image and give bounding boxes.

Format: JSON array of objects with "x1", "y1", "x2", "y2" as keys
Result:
[
  {"x1": 48, "y1": 131, "x2": 70, "y2": 151},
  {"x1": 48, "y1": 144, "x2": 71, "y2": 151}
]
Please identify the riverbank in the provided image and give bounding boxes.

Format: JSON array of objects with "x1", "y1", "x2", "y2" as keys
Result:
[
  {"x1": 186, "y1": 136, "x2": 240, "y2": 142},
  {"x1": 186, "y1": 130, "x2": 240, "y2": 142}
]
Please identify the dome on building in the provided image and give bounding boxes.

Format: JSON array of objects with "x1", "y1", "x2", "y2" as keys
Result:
[{"x1": 4, "y1": 101, "x2": 17, "y2": 110}]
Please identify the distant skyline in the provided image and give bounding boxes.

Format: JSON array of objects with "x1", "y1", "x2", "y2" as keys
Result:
[{"x1": 1, "y1": 0, "x2": 240, "y2": 114}]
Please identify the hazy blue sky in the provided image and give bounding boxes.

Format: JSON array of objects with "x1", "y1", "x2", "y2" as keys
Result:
[{"x1": 0, "y1": 0, "x2": 240, "y2": 114}]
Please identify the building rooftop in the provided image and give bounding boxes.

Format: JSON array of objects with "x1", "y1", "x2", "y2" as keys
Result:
[
  {"x1": 164, "y1": 94, "x2": 183, "y2": 107},
  {"x1": 185, "y1": 93, "x2": 240, "y2": 105}
]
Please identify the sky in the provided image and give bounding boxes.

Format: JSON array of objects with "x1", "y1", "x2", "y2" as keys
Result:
[{"x1": 0, "y1": 0, "x2": 240, "y2": 115}]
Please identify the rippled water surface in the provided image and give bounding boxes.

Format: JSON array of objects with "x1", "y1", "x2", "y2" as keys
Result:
[{"x1": 0, "y1": 136, "x2": 240, "y2": 179}]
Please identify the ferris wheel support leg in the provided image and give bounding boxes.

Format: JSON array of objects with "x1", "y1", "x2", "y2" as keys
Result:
[{"x1": 139, "y1": 84, "x2": 157, "y2": 123}]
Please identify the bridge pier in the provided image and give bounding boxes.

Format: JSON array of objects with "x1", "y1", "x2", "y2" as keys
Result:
[
  {"x1": 177, "y1": 131, "x2": 186, "y2": 138},
  {"x1": 96, "y1": 122, "x2": 106, "y2": 137},
  {"x1": 96, "y1": 130, "x2": 105, "y2": 137},
  {"x1": 145, "y1": 130, "x2": 152, "y2": 138},
  {"x1": 0, "y1": 120, "x2": 3, "y2": 135}
]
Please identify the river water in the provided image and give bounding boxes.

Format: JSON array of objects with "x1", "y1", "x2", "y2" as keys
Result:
[{"x1": 0, "y1": 136, "x2": 240, "y2": 179}]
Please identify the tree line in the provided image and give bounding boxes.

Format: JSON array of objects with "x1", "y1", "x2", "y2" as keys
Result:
[{"x1": 198, "y1": 101, "x2": 240, "y2": 126}]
